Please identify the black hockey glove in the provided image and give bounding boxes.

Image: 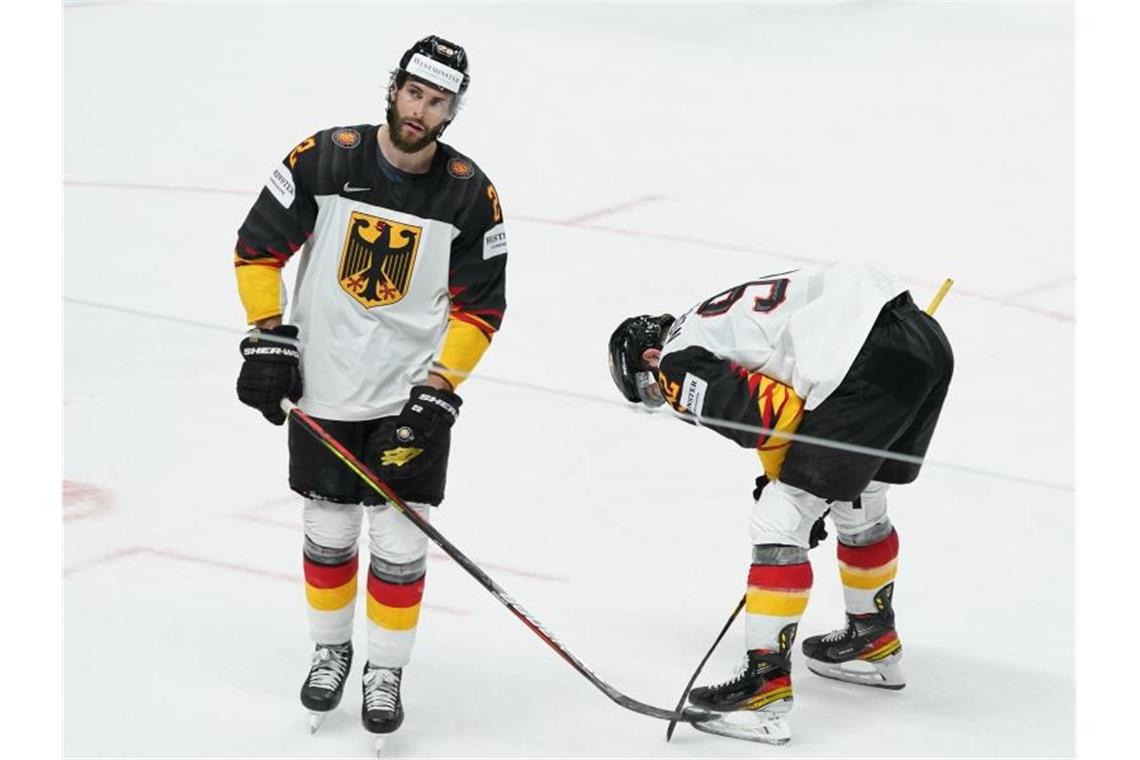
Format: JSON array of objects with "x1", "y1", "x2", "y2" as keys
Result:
[
  {"x1": 367, "y1": 385, "x2": 463, "y2": 481},
  {"x1": 236, "y1": 325, "x2": 302, "y2": 426}
]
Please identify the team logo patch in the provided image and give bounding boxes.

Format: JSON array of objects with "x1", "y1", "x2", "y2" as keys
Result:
[
  {"x1": 447, "y1": 158, "x2": 474, "y2": 179},
  {"x1": 338, "y1": 212, "x2": 422, "y2": 308},
  {"x1": 331, "y1": 128, "x2": 361, "y2": 149}
]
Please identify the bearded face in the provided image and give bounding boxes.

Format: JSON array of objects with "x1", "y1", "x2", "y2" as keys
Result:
[{"x1": 385, "y1": 79, "x2": 455, "y2": 152}]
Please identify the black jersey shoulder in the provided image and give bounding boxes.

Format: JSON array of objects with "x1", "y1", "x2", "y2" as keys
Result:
[
  {"x1": 432, "y1": 141, "x2": 499, "y2": 231},
  {"x1": 296, "y1": 126, "x2": 496, "y2": 228},
  {"x1": 434, "y1": 141, "x2": 490, "y2": 186},
  {"x1": 292, "y1": 124, "x2": 377, "y2": 194}
]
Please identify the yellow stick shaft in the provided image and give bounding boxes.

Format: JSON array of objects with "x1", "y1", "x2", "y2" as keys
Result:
[{"x1": 925, "y1": 278, "x2": 954, "y2": 316}]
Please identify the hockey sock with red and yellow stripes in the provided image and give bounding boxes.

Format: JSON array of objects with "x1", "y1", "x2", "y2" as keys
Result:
[
  {"x1": 745, "y1": 546, "x2": 813, "y2": 655},
  {"x1": 303, "y1": 539, "x2": 359, "y2": 645},
  {"x1": 366, "y1": 554, "x2": 426, "y2": 668},
  {"x1": 837, "y1": 526, "x2": 899, "y2": 615}
]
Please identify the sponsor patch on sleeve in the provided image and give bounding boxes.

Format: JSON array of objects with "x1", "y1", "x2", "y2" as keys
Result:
[
  {"x1": 266, "y1": 163, "x2": 295, "y2": 209},
  {"x1": 680, "y1": 373, "x2": 708, "y2": 416},
  {"x1": 482, "y1": 223, "x2": 508, "y2": 259}
]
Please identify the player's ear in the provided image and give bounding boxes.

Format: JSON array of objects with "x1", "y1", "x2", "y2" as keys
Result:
[{"x1": 642, "y1": 347, "x2": 662, "y2": 369}]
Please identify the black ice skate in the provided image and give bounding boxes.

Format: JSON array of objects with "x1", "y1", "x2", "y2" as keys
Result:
[
  {"x1": 686, "y1": 624, "x2": 797, "y2": 745},
  {"x1": 301, "y1": 641, "x2": 353, "y2": 733},
  {"x1": 361, "y1": 663, "x2": 404, "y2": 754},
  {"x1": 801, "y1": 584, "x2": 905, "y2": 689}
]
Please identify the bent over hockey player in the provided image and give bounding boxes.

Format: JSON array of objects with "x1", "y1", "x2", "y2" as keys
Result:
[
  {"x1": 607, "y1": 262, "x2": 952, "y2": 744},
  {"x1": 233, "y1": 36, "x2": 508, "y2": 740}
]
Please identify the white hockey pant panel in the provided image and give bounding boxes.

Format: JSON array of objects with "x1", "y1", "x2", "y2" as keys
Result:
[{"x1": 751, "y1": 480, "x2": 892, "y2": 548}]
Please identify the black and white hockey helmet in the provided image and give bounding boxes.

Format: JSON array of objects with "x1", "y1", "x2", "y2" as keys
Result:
[
  {"x1": 396, "y1": 35, "x2": 470, "y2": 97},
  {"x1": 608, "y1": 314, "x2": 675, "y2": 406}
]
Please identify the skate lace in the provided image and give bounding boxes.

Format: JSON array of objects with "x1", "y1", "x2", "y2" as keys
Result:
[
  {"x1": 308, "y1": 646, "x2": 350, "y2": 691},
  {"x1": 821, "y1": 625, "x2": 851, "y2": 643},
  {"x1": 363, "y1": 668, "x2": 400, "y2": 712},
  {"x1": 708, "y1": 658, "x2": 751, "y2": 690}
]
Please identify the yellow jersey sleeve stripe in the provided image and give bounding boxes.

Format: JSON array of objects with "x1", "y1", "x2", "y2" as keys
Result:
[
  {"x1": 434, "y1": 317, "x2": 492, "y2": 389},
  {"x1": 235, "y1": 263, "x2": 284, "y2": 324}
]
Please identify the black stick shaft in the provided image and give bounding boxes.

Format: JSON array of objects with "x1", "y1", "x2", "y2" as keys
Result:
[{"x1": 665, "y1": 595, "x2": 746, "y2": 741}]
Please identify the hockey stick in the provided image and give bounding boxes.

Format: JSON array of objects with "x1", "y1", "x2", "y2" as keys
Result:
[
  {"x1": 926, "y1": 278, "x2": 954, "y2": 315},
  {"x1": 282, "y1": 400, "x2": 712, "y2": 726},
  {"x1": 664, "y1": 595, "x2": 746, "y2": 741}
]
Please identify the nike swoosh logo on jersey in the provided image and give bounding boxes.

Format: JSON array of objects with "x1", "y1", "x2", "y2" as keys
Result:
[{"x1": 343, "y1": 182, "x2": 371, "y2": 192}]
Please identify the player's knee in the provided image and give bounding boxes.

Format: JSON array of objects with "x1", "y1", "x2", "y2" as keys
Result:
[
  {"x1": 837, "y1": 516, "x2": 894, "y2": 546},
  {"x1": 366, "y1": 501, "x2": 430, "y2": 564},
  {"x1": 749, "y1": 480, "x2": 826, "y2": 548},
  {"x1": 830, "y1": 481, "x2": 890, "y2": 538},
  {"x1": 302, "y1": 498, "x2": 363, "y2": 552}
]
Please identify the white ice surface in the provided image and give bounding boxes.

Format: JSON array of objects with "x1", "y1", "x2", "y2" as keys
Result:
[{"x1": 64, "y1": 1, "x2": 1073, "y2": 757}]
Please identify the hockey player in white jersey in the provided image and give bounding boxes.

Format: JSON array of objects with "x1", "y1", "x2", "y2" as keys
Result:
[
  {"x1": 607, "y1": 263, "x2": 953, "y2": 744},
  {"x1": 233, "y1": 35, "x2": 508, "y2": 748}
]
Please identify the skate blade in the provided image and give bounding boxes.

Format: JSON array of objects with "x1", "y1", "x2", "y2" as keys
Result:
[
  {"x1": 691, "y1": 711, "x2": 791, "y2": 745},
  {"x1": 373, "y1": 735, "x2": 388, "y2": 757},
  {"x1": 805, "y1": 654, "x2": 906, "y2": 689},
  {"x1": 308, "y1": 711, "x2": 327, "y2": 734}
]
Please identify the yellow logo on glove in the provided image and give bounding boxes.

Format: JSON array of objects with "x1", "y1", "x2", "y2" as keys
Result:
[{"x1": 380, "y1": 446, "x2": 424, "y2": 468}]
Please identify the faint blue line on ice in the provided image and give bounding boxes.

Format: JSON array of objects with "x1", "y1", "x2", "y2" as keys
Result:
[
  {"x1": 64, "y1": 296, "x2": 240, "y2": 334},
  {"x1": 63, "y1": 299, "x2": 1074, "y2": 496},
  {"x1": 476, "y1": 373, "x2": 1075, "y2": 496}
]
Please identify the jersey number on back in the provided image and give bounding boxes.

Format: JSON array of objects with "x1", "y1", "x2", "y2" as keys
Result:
[{"x1": 696, "y1": 278, "x2": 790, "y2": 317}]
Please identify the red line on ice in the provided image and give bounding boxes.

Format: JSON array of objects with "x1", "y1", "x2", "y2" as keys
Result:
[
  {"x1": 559, "y1": 194, "x2": 665, "y2": 225},
  {"x1": 515, "y1": 215, "x2": 1075, "y2": 322},
  {"x1": 63, "y1": 546, "x2": 472, "y2": 616},
  {"x1": 234, "y1": 507, "x2": 569, "y2": 583},
  {"x1": 1002, "y1": 275, "x2": 1075, "y2": 300},
  {"x1": 63, "y1": 480, "x2": 113, "y2": 521},
  {"x1": 65, "y1": 179, "x2": 1073, "y2": 322}
]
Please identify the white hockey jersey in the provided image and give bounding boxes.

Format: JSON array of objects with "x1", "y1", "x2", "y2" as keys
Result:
[
  {"x1": 660, "y1": 262, "x2": 906, "y2": 412},
  {"x1": 234, "y1": 125, "x2": 508, "y2": 421}
]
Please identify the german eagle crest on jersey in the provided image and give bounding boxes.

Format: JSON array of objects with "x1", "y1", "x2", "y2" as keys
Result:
[{"x1": 338, "y1": 212, "x2": 422, "y2": 308}]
